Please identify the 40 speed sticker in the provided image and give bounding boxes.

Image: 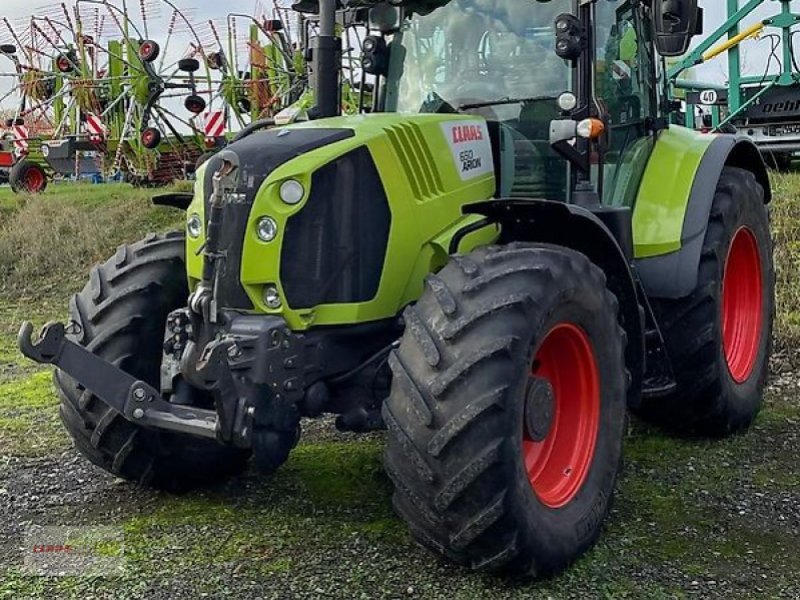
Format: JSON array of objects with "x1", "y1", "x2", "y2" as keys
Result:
[{"x1": 441, "y1": 120, "x2": 493, "y2": 181}]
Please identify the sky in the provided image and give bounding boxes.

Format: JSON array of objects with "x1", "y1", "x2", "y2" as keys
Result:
[{"x1": 0, "y1": 0, "x2": 796, "y2": 114}]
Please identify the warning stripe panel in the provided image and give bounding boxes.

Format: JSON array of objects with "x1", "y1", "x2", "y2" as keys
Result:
[
  {"x1": 204, "y1": 111, "x2": 225, "y2": 138},
  {"x1": 13, "y1": 126, "x2": 29, "y2": 151},
  {"x1": 86, "y1": 113, "x2": 106, "y2": 136}
]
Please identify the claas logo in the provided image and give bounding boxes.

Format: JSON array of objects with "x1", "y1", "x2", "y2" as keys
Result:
[{"x1": 451, "y1": 124, "x2": 484, "y2": 143}]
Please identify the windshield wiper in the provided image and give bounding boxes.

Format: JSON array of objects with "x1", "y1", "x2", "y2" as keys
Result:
[{"x1": 458, "y1": 95, "x2": 558, "y2": 110}]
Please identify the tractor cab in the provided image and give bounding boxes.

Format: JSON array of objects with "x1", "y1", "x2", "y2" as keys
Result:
[{"x1": 370, "y1": 0, "x2": 662, "y2": 206}]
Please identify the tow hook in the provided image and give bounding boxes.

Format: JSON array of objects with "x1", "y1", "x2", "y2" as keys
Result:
[{"x1": 18, "y1": 321, "x2": 220, "y2": 440}]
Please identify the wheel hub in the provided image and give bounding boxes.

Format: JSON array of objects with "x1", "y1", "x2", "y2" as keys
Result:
[{"x1": 525, "y1": 376, "x2": 555, "y2": 442}]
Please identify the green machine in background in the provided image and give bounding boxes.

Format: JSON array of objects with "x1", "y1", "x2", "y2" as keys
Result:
[
  {"x1": 19, "y1": 0, "x2": 776, "y2": 579},
  {"x1": 670, "y1": 0, "x2": 800, "y2": 169}
]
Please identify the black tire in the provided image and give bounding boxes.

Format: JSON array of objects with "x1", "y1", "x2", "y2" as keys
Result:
[
  {"x1": 206, "y1": 52, "x2": 223, "y2": 70},
  {"x1": 138, "y1": 40, "x2": 160, "y2": 63},
  {"x1": 184, "y1": 94, "x2": 206, "y2": 115},
  {"x1": 236, "y1": 96, "x2": 252, "y2": 113},
  {"x1": 9, "y1": 159, "x2": 47, "y2": 194},
  {"x1": 56, "y1": 53, "x2": 75, "y2": 73},
  {"x1": 54, "y1": 232, "x2": 251, "y2": 492},
  {"x1": 140, "y1": 127, "x2": 161, "y2": 149},
  {"x1": 178, "y1": 58, "x2": 200, "y2": 73},
  {"x1": 384, "y1": 243, "x2": 627, "y2": 577},
  {"x1": 638, "y1": 167, "x2": 774, "y2": 436}
]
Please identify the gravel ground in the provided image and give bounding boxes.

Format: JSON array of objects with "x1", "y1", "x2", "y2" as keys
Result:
[
  {"x1": 1, "y1": 370, "x2": 799, "y2": 599},
  {"x1": 2, "y1": 178, "x2": 799, "y2": 598}
]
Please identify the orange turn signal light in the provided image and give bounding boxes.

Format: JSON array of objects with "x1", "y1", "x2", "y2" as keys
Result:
[{"x1": 576, "y1": 118, "x2": 605, "y2": 140}]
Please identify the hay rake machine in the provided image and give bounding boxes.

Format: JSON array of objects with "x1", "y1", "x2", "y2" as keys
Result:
[
  {"x1": 192, "y1": 0, "x2": 368, "y2": 146},
  {"x1": 0, "y1": 0, "x2": 370, "y2": 191},
  {"x1": 196, "y1": 5, "x2": 304, "y2": 130},
  {"x1": 0, "y1": 0, "x2": 224, "y2": 192},
  {"x1": 669, "y1": 0, "x2": 800, "y2": 170}
]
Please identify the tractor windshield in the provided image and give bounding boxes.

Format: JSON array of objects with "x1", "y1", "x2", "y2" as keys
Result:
[{"x1": 385, "y1": 0, "x2": 571, "y2": 120}]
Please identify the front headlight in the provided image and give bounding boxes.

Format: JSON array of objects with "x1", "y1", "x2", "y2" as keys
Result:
[
  {"x1": 279, "y1": 179, "x2": 305, "y2": 205},
  {"x1": 187, "y1": 213, "x2": 202, "y2": 239},
  {"x1": 256, "y1": 216, "x2": 278, "y2": 242}
]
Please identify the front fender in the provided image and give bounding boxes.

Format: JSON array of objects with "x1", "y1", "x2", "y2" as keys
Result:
[
  {"x1": 465, "y1": 199, "x2": 645, "y2": 408},
  {"x1": 634, "y1": 127, "x2": 770, "y2": 299}
]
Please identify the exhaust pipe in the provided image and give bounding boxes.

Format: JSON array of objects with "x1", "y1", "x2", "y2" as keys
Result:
[{"x1": 310, "y1": 0, "x2": 340, "y2": 119}]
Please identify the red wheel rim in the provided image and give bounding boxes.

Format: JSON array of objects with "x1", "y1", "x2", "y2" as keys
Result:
[
  {"x1": 141, "y1": 129, "x2": 158, "y2": 148},
  {"x1": 23, "y1": 167, "x2": 45, "y2": 192},
  {"x1": 523, "y1": 323, "x2": 600, "y2": 509},
  {"x1": 722, "y1": 227, "x2": 763, "y2": 383},
  {"x1": 139, "y1": 42, "x2": 154, "y2": 60}
]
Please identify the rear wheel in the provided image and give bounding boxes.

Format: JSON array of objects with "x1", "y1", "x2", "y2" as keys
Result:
[
  {"x1": 54, "y1": 232, "x2": 251, "y2": 491},
  {"x1": 384, "y1": 243, "x2": 627, "y2": 576},
  {"x1": 9, "y1": 159, "x2": 47, "y2": 194},
  {"x1": 638, "y1": 167, "x2": 774, "y2": 435}
]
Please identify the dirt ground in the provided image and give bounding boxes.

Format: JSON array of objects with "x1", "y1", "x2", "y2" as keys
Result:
[{"x1": 0, "y1": 182, "x2": 799, "y2": 599}]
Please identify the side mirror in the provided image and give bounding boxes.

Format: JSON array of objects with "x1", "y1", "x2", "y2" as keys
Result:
[
  {"x1": 653, "y1": 0, "x2": 702, "y2": 57},
  {"x1": 368, "y1": 4, "x2": 401, "y2": 34}
]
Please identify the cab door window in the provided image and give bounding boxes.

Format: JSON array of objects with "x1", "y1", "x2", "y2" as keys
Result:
[{"x1": 596, "y1": 0, "x2": 657, "y2": 208}]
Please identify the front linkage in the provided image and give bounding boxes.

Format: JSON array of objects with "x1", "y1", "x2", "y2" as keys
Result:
[
  {"x1": 19, "y1": 156, "x2": 323, "y2": 464},
  {"x1": 19, "y1": 311, "x2": 315, "y2": 460}
]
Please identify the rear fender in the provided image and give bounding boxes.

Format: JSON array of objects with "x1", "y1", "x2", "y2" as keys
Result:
[
  {"x1": 634, "y1": 131, "x2": 770, "y2": 299},
  {"x1": 465, "y1": 199, "x2": 645, "y2": 408}
]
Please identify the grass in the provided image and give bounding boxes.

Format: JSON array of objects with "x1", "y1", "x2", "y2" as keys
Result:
[
  {"x1": 0, "y1": 175, "x2": 799, "y2": 598},
  {"x1": 0, "y1": 183, "x2": 182, "y2": 298},
  {"x1": 0, "y1": 372, "x2": 66, "y2": 457},
  {"x1": 771, "y1": 171, "x2": 800, "y2": 352}
]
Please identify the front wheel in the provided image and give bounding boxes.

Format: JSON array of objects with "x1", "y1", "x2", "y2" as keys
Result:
[
  {"x1": 54, "y1": 233, "x2": 251, "y2": 491},
  {"x1": 383, "y1": 243, "x2": 627, "y2": 577}
]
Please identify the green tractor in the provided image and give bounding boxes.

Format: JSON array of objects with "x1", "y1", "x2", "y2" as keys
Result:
[{"x1": 20, "y1": 0, "x2": 774, "y2": 577}]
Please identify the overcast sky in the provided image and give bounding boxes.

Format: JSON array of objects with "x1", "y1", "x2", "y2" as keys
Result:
[{"x1": 0, "y1": 1, "x2": 796, "y2": 108}]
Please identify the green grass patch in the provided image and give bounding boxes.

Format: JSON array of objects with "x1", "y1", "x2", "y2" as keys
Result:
[
  {"x1": 0, "y1": 173, "x2": 798, "y2": 597},
  {"x1": 0, "y1": 370, "x2": 66, "y2": 456},
  {"x1": 0, "y1": 183, "x2": 183, "y2": 299},
  {"x1": 772, "y1": 172, "x2": 800, "y2": 350}
]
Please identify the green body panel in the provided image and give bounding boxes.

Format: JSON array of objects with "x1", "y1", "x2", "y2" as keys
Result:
[
  {"x1": 107, "y1": 41, "x2": 124, "y2": 138},
  {"x1": 632, "y1": 126, "x2": 715, "y2": 258},
  {"x1": 186, "y1": 113, "x2": 497, "y2": 330}
]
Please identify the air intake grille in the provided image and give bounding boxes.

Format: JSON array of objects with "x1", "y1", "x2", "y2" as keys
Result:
[
  {"x1": 384, "y1": 123, "x2": 443, "y2": 200},
  {"x1": 202, "y1": 127, "x2": 354, "y2": 309},
  {"x1": 280, "y1": 146, "x2": 391, "y2": 309}
]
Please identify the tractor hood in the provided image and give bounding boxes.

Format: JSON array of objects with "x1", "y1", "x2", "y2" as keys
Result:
[{"x1": 187, "y1": 113, "x2": 497, "y2": 329}]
